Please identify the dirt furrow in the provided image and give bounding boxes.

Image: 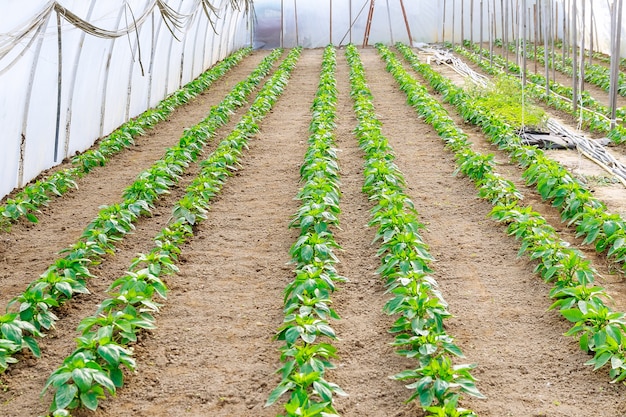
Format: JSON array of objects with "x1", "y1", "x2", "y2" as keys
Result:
[
  {"x1": 328, "y1": 52, "x2": 420, "y2": 416},
  {"x1": 358, "y1": 47, "x2": 626, "y2": 417},
  {"x1": 78, "y1": 49, "x2": 320, "y2": 417}
]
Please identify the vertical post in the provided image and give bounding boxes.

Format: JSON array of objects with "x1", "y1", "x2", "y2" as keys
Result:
[
  {"x1": 330, "y1": 0, "x2": 333, "y2": 45},
  {"x1": 488, "y1": 0, "x2": 492, "y2": 63},
  {"x1": 505, "y1": 0, "x2": 509, "y2": 66},
  {"x1": 489, "y1": 10, "x2": 496, "y2": 67},
  {"x1": 363, "y1": 0, "x2": 375, "y2": 47},
  {"x1": 579, "y1": 0, "x2": 585, "y2": 94},
  {"x1": 294, "y1": 0, "x2": 299, "y2": 46},
  {"x1": 280, "y1": 0, "x2": 284, "y2": 48},
  {"x1": 443, "y1": 0, "x2": 447, "y2": 42},
  {"x1": 552, "y1": 0, "x2": 556, "y2": 81},
  {"x1": 572, "y1": 0, "x2": 578, "y2": 112},
  {"x1": 589, "y1": 0, "x2": 594, "y2": 65},
  {"x1": 478, "y1": 0, "x2": 484, "y2": 62},
  {"x1": 522, "y1": 0, "x2": 527, "y2": 86},
  {"x1": 609, "y1": 0, "x2": 623, "y2": 128},
  {"x1": 452, "y1": 0, "x2": 456, "y2": 45},
  {"x1": 386, "y1": 0, "x2": 394, "y2": 44},
  {"x1": 501, "y1": 0, "x2": 504, "y2": 42},
  {"x1": 534, "y1": 4, "x2": 538, "y2": 73},
  {"x1": 562, "y1": 0, "x2": 567, "y2": 64},
  {"x1": 513, "y1": 0, "x2": 517, "y2": 64},
  {"x1": 54, "y1": 10, "x2": 62, "y2": 163},
  {"x1": 349, "y1": 0, "x2": 352, "y2": 44},
  {"x1": 399, "y1": 0, "x2": 413, "y2": 47},
  {"x1": 461, "y1": 0, "x2": 465, "y2": 43},
  {"x1": 470, "y1": 0, "x2": 474, "y2": 46},
  {"x1": 542, "y1": 0, "x2": 550, "y2": 96}
]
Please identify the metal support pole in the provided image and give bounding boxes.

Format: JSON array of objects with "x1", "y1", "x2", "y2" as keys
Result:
[
  {"x1": 609, "y1": 0, "x2": 624, "y2": 128},
  {"x1": 572, "y1": 0, "x2": 578, "y2": 112}
]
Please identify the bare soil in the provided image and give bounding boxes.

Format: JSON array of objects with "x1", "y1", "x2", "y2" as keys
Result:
[{"x1": 2, "y1": 47, "x2": 626, "y2": 417}]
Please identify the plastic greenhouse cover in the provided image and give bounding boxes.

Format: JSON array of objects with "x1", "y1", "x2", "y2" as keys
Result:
[
  {"x1": 252, "y1": 0, "x2": 625, "y2": 56},
  {"x1": 0, "y1": 0, "x2": 250, "y2": 201}
]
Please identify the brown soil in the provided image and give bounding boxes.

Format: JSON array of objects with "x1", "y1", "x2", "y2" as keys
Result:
[{"x1": 2, "y1": 47, "x2": 626, "y2": 417}]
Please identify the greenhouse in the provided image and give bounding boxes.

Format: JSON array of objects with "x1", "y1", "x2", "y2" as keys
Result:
[{"x1": 1, "y1": 0, "x2": 626, "y2": 415}]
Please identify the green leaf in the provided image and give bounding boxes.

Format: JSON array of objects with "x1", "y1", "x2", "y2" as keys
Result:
[
  {"x1": 313, "y1": 380, "x2": 333, "y2": 402},
  {"x1": 71, "y1": 368, "x2": 93, "y2": 392},
  {"x1": 301, "y1": 245, "x2": 314, "y2": 262},
  {"x1": 418, "y1": 386, "x2": 434, "y2": 407},
  {"x1": 92, "y1": 371, "x2": 116, "y2": 394},
  {"x1": 587, "y1": 352, "x2": 613, "y2": 370},
  {"x1": 560, "y1": 308, "x2": 584, "y2": 323},
  {"x1": 109, "y1": 367, "x2": 124, "y2": 388},
  {"x1": 55, "y1": 383, "x2": 78, "y2": 410},
  {"x1": 80, "y1": 390, "x2": 99, "y2": 411},
  {"x1": 265, "y1": 381, "x2": 295, "y2": 406},
  {"x1": 97, "y1": 344, "x2": 121, "y2": 366}
]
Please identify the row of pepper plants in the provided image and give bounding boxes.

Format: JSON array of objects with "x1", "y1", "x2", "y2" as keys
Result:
[
  {"x1": 0, "y1": 47, "x2": 252, "y2": 232},
  {"x1": 397, "y1": 43, "x2": 626, "y2": 275},
  {"x1": 496, "y1": 39, "x2": 626, "y2": 97},
  {"x1": 266, "y1": 45, "x2": 347, "y2": 417},
  {"x1": 548, "y1": 40, "x2": 626, "y2": 70},
  {"x1": 455, "y1": 41, "x2": 626, "y2": 144},
  {"x1": 0, "y1": 49, "x2": 285, "y2": 375},
  {"x1": 376, "y1": 43, "x2": 626, "y2": 387},
  {"x1": 346, "y1": 43, "x2": 484, "y2": 417},
  {"x1": 496, "y1": 38, "x2": 626, "y2": 121},
  {"x1": 491, "y1": 39, "x2": 626, "y2": 123},
  {"x1": 42, "y1": 47, "x2": 303, "y2": 416}
]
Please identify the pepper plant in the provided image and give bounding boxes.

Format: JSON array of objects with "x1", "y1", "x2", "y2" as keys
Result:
[{"x1": 267, "y1": 45, "x2": 347, "y2": 417}]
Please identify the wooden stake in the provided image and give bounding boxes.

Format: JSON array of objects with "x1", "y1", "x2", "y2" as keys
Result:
[
  {"x1": 363, "y1": 0, "x2": 375, "y2": 47},
  {"x1": 399, "y1": 0, "x2": 413, "y2": 46}
]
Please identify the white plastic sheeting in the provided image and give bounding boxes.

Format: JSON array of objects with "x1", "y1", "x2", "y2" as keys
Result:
[
  {"x1": 440, "y1": 0, "x2": 626, "y2": 58},
  {"x1": 0, "y1": 0, "x2": 251, "y2": 200},
  {"x1": 252, "y1": 0, "x2": 625, "y2": 58},
  {"x1": 252, "y1": 0, "x2": 438, "y2": 48}
]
